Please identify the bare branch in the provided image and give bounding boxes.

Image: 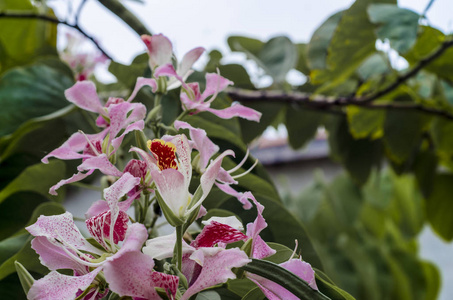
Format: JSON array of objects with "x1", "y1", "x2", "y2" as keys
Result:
[
  {"x1": 226, "y1": 88, "x2": 453, "y2": 121},
  {"x1": 0, "y1": 12, "x2": 113, "y2": 60}
]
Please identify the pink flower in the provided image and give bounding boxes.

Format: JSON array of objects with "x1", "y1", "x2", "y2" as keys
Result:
[
  {"x1": 42, "y1": 81, "x2": 146, "y2": 195},
  {"x1": 141, "y1": 33, "x2": 204, "y2": 90},
  {"x1": 131, "y1": 134, "x2": 234, "y2": 224},
  {"x1": 26, "y1": 173, "x2": 178, "y2": 300},
  {"x1": 177, "y1": 73, "x2": 261, "y2": 121}
]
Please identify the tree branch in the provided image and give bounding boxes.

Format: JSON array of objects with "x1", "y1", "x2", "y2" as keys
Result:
[
  {"x1": 227, "y1": 88, "x2": 453, "y2": 121},
  {"x1": 98, "y1": 0, "x2": 152, "y2": 36},
  {"x1": 0, "y1": 12, "x2": 113, "y2": 60},
  {"x1": 360, "y1": 37, "x2": 453, "y2": 103}
]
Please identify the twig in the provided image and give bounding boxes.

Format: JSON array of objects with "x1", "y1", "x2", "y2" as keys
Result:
[
  {"x1": 361, "y1": 37, "x2": 453, "y2": 103},
  {"x1": 98, "y1": 0, "x2": 152, "y2": 36},
  {"x1": 0, "y1": 12, "x2": 113, "y2": 60},
  {"x1": 227, "y1": 88, "x2": 453, "y2": 120},
  {"x1": 75, "y1": 0, "x2": 87, "y2": 25}
]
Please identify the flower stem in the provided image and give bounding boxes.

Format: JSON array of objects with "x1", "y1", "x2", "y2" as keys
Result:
[{"x1": 175, "y1": 225, "x2": 184, "y2": 271}]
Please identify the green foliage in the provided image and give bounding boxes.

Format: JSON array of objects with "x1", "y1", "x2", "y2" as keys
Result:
[{"x1": 282, "y1": 169, "x2": 440, "y2": 300}]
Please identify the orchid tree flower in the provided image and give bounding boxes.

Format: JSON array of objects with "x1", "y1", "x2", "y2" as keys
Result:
[
  {"x1": 26, "y1": 173, "x2": 178, "y2": 299},
  {"x1": 141, "y1": 33, "x2": 205, "y2": 90},
  {"x1": 131, "y1": 134, "x2": 234, "y2": 226},
  {"x1": 174, "y1": 120, "x2": 258, "y2": 209},
  {"x1": 142, "y1": 216, "x2": 251, "y2": 300},
  {"x1": 41, "y1": 81, "x2": 146, "y2": 195}
]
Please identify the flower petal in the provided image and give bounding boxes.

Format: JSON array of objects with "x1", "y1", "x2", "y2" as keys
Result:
[
  {"x1": 28, "y1": 269, "x2": 101, "y2": 300},
  {"x1": 103, "y1": 251, "x2": 179, "y2": 299},
  {"x1": 141, "y1": 34, "x2": 173, "y2": 69},
  {"x1": 31, "y1": 236, "x2": 87, "y2": 273},
  {"x1": 174, "y1": 121, "x2": 219, "y2": 171},
  {"x1": 215, "y1": 182, "x2": 253, "y2": 210},
  {"x1": 127, "y1": 77, "x2": 158, "y2": 102},
  {"x1": 178, "y1": 47, "x2": 205, "y2": 79},
  {"x1": 142, "y1": 231, "x2": 194, "y2": 260},
  {"x1": 49, "y1": 170, "x2": 93, "y2": 196},
  {"x1": 151, "y1": 168, "x2": 189, "y2": 217},
  {"x1": 200, "y1": 73, "x2": 233, "y2": 100},
  {"x1": 26, "y1": 212, "x2": 102, "y2": 255},
  {"x1": 191, "y1": 221, "x2": 247, "y2": 248},
  {"x1": 205, "y1": 103, "x2": 262, "y2": 121},
  {"x1": 181, "y1": 248, "x2": 250, "y2": 300},
  {"x1": 86, "y1": 210, "x2": 129, "y2": 251},
  {"x1": 64, "y1": 81, "x2": 104, "y2": 114}
]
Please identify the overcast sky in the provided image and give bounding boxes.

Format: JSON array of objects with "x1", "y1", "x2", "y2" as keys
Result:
[{"x1": 52, "y1": 0, "x2": 452, "y2": 66}]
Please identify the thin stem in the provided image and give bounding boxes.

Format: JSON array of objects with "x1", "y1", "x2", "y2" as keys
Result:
[
  {"x1": 97, "y1": 0, "x2": 152, "y2": 36},
  {"x1": 75, "y1": 0, "x2": 87, "y2": 25},
  {"x1": 175, "y1": 225, "x2": 183, "y2": 272},
  {"x1": 0, "y1": 12, "x2": 113, "y2": 60}
]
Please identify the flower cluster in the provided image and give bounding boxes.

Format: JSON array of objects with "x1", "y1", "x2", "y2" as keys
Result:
[{"x1": 23, "y1": 34, "x2": 318, "y2": 300}]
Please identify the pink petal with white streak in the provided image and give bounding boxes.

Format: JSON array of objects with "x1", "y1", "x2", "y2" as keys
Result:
[
  {"x1": 200, "y1": 73, "x2": 233, "y2": 100},
  {"x1": 151, "y1": 168, "x2": 189, "y2": 217},
  {"x1": 142, "y1": 231, "x2": 194, "y2": 260},
  {"x1": 174, "y1": 120, "x2": 219, "y2": 171},
  {"x1": 64, "y1": 81, "x2": 104, "y2": 114},
  {"x1": 191, "y1": 221, "x2": 247, "y2": 248},
  {"x1": 141, "y1": 34, "x2": 173, "y2": 69},
  {"x1": 281, "y1": 259, "x2": 318, "y2": 290},
  {"x1": 205, "y1": 104, "x2": 262, "y2": 122},
  {"x1": 103, "y1": 251, "x2": 178, "y2": 299},
  {"x1": 245, "y1": 193, "x2": 276, "y2": 259},
  {"x1": 49, "y1": 170, "x2": 93, "y2": 195},
  {"x1": 31, "y1": 236, "x2": 87, "y2": 274},
  {"x1": 178, "y1": 47, "x2": 205, "y2": 79},
  {"x1": 86, "y1": 210, "x2": 129, "y2": 251},
  {"x1": 26, "y1": 212, "x2": 102, "y2": 255},
  {"x1": 200, "y1": 150, "x2": 234, "y2": 199},
  {"x1": 181, "y1": 248, "x2": 251, "y2": 300},
  {"x1": 28, "y1": 268, "x2": 101, "y2": 300},
  {"x1": 77, "y1": 154, "x2": 122, "y2": 177},
  {"x1": 127, "y1": 77, "x2": 158, "y2": 102},
  {"x1": 215, "y1": 182, "x2": 253, "y2": 209}
]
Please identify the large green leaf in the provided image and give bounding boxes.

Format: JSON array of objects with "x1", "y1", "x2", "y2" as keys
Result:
[
  {"x1": 295, "y1": 43, "x2": 310, "y2": 75},
  {"x1": 0, "y1": 202, "x2": 65, "y2": 280},
  {"x1": 307, "y1": 11, "x2": 344, "y2": 70},
  {"x1": 311, "y1": 0, "x2": 395, "y2": 87},
  {"x1": 426, "y1": 174, "x2": 453, "y2": 241},
  {"x1": 0, "y1": 160, "x2": 65, "y2": 205},
  {"x1": 326, "y1": 116, "x2": 382, "y2": 185},
  {"x1": 0, "y1": 0, "x2": 57, "y2": 74},
  {"x1": 0, "y1": 62, "x2": 74, "y2": 136},
  {"x1": 227, "y1": 36, "x2": 264, "y2": 58},
  {"x1": 285, "y1": 108, "x2": 324, "y2": 149},
  {"x1": 218, "y1": 64, "x2": 255, "y2": 90},
  {"x1": 258, "y1": 36, "x2": 298, "y2": 83},
  {"x1": 346, "y1": 106, "x2": 385, "y2": 139},
  {"x1": 383, "y1": 110, "x2": 426, "y2": 164},
  {"x1": 430, "y1": 117, "x2": 453, "y2": 158},
  {"x1": 367, "y1": 4, "x2": 420, "y2": 54},
  {"x1": 404, "y1": 26, "x2": 453, "y2": 82}
]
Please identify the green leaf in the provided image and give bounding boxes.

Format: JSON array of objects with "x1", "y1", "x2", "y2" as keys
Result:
[
  {"x1": 0, "y1": 234, "x2": 28, "y2": 264},
  {"x1": 311, "y1": 0, "x2": 395, "y2": 88},
  {"x1": 204, "y1": 50, "x2": 223, "y2": 73},
  {"x1": 263, "y1": 243, "x2": 294, "y2": 264},
  {"x1": 346, "y1": 106, "x2": 385, "y2": 139},
  {"x1": 258, "y1": 36, "x2": 298, "y2": 83},
  {"x1": 227, "y1": 278, "x2": 257, "y2": 298},
  {"x1": 430, "y1": 117, "x2": 453, "y2": 158},
  {"x1": 0, "y1": 62, "x2": 74, "y2": 136},
  {"x1": 0, "y1": 161, "x2": 66, "y2": 205},
  {"x1": 228, "y1": 36, "x2": 264, "y2": 58},
  {"x1": 241, "y1": 287, "x2": 265, "y2": 300},
  {"x1": 383, "y1": 110, "x2": 426, "y2": 163},
  {"x1": 108, "y1": 55, "x2": 148, "y2": 88},
  {"x1": 238, "y1": 102, "x2": 285, "y2": 144},
  {"x1": 426, "y1": 174, "x2": 453, "y2": 241},
  {"x1": 295, "y1": 43, "x2": 310, "y2": 75},
  {"x1": 14, "y1": 261, "x2": 34, "y2": 295},
  {"x1": 285, "y1": 108, "x2": 324, "y2": 149},
  {"x1": 0, "y1": 1, "x2": 57, "y2": 74},
  {"x1": 327, "y1": 115, "x2": 382, "y2": 185},
  {"x1": 367, "y1": 4, "x2": 420, "y2": 54},
  {"x1": 356, "y1": 53, "x2": 390, "y2": 81},
  {"x1": 403, "y1": 26, "x2": 453, "y2": 82},
  {"x1": 241, "y1": 259, "x2": 330, "y2": 300},
  {"x1": 314, "y1": 269, "x2": 356, "y2": 300},
  {"x1": 307, "y1": 11, "x2": 344, "y2": 70},
  {"x1": 421, "y1": 261, "x2": 440, "y2": 300},
  {"x1": 0, "y1": 238, "x2": 47, "y2": 281}
]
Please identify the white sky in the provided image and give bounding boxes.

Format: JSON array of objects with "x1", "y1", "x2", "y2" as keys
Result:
[{"x1": 52, "y1": 0, "x2": 452, "y2": 66}]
